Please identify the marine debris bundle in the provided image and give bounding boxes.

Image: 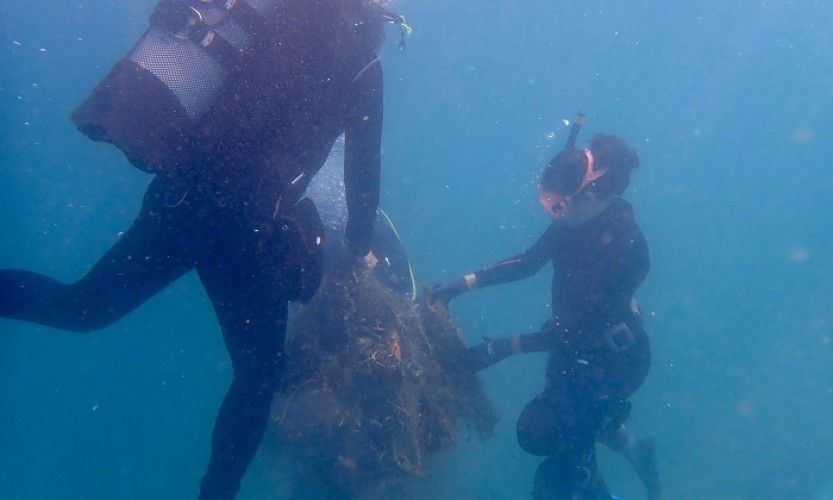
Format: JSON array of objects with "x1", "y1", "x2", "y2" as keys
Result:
[{"x1": 272, "y1": 265, "x2": 496, "y2": 498}]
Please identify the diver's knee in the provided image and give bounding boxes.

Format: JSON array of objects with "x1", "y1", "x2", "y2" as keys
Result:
[
  {"x1": 517, "y1": 396, "x2": 567, "y2": 456},
  {"x1": 63, "y1": 313, "x2": 118, "y2": 333},
  {"x1": 62, "y1": 297, "x2": 121, "y2": 333},
  {"x1": 55, "y1": 281, "x2": 124, "y2": 332}
]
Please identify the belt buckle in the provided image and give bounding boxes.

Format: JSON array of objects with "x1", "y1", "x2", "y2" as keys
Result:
[{"x1": 604, "y1": 323, "x2": 635, "y2": 353}]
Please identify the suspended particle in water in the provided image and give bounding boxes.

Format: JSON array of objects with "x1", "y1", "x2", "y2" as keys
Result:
[
  {"x1": 790, "y1": 126, "x2": 813, "y2": 143},
  {"x1": 562, "y1": 118, "x2": 570, "y2": 126},
  {"x1": 810, "y1": 316, "x2": 830, "y2": 332},
  {"x1": 787, "y1": 246, "x2": 810, "y2": 264},
  {"x1": 736, "y1": 398, "x2": 757, "y2": 420}
]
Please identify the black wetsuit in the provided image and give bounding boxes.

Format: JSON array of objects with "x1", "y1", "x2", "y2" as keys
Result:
[
  {"x1": 0, "y1": 3, "x2": 382, "y2": 499},
  {"x1": 474, "y1": 198, "x2": 650, "y2": 499}
]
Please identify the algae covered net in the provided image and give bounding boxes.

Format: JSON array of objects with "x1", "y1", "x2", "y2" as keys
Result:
[{"x1": 271, "y1": 265, "x2": 497, "y2": 498}]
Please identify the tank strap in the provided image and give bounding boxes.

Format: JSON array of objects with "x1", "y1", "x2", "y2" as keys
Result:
[
  {"x1": 149, "y1": 0, "x2": 198, "y2": 35},
  {"x1": 149, "y1": 0, "x2": 252, "y2": 73},
  {"x1": 226, "y1": 0, "x2": 265, "y2": 33},
  {"x1": 190, "y1": 22, "x2": 245, "y2": 71}
]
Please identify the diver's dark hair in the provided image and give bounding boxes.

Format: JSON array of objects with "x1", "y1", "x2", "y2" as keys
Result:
[{"x1": 587, "y1": 134, "x2": 640, "y2": 196}]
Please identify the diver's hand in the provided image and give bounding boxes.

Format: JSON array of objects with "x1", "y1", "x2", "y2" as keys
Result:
[
  {"x1": 343, "y1": 237, "x2": 377, "y2": 270},
  {"x1": 429, "y1": 277, "x2": 471, "y2": 306},
  {"x1": 461, "y1": 337, "x2": 520, "y2": 372},
  {"x1": 352, "y1": 251, "x2": 378, "y2": 270},
  {"x1": 362, "y1": 251, "x2": 378, "y2": 270}
]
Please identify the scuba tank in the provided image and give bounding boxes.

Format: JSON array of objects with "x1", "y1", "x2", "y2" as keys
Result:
[{"x1": 72, "y1": 0, "x2": 281, "y2": 173}]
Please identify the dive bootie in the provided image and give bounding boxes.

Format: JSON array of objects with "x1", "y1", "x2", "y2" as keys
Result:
[{"x1": 634, "y1": 438, "x2": 661, "y2": 499}]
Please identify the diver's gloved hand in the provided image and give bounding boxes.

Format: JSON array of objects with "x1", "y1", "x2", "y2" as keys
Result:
[
  {"x1": 461, "y1": 336, "x2": 519, "y2": 372},
  {"x1": 343, "y1": 237, "x2": 378, "y2": 270},
  {"x1": 356, "y1": 251, "x2": 378, "y2": 270},
  {"x1": 429, "y1": 276, "x2": 472, "y2": 305}
]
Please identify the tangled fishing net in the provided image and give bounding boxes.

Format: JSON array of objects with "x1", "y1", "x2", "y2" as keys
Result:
[{"x1": 271, "y1": 265, "x2": 497, "y2": 498}]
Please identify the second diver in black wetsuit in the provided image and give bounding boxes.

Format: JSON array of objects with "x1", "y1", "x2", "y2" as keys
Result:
[{"x1": 431, "y1": 134, "x2": 660, "y2": 499}]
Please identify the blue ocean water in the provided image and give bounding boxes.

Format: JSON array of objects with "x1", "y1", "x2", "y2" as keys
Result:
[{"x1": 1, "y1": 1, "x2": 832, "y2": 498}]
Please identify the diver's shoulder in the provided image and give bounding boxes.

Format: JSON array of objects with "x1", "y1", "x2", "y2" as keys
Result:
[
  {"x1": 610, "y1": 196, "x2": 633, "y2": 212},
  {"x1": 609, "y1": 197, "x2": 639, "y2": 222},
  {"x1": 608, "y1": 197, "x2": 646, "y2": 236}
]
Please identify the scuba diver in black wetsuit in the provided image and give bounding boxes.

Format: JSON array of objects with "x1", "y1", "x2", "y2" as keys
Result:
[
  {"x1": 0, "y1": 1, "x2": 411, "y2": 498},
  {"x1": 431, "y1": 133, "x2": 660, "y2": 499}
]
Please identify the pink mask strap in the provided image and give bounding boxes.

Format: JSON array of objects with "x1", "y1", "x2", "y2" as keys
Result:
[{"x1": 581, "y1": 149, "x2": 608, "y2": 187}]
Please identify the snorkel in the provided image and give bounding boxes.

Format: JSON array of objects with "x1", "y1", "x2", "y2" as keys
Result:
[{"x1": 564, "y1": 112, "x2": 586, "y2": 149}]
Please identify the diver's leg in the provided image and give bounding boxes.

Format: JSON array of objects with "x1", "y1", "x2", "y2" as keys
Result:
[
  {"x1": 522, "y1": 347, "x2": 619, "y2": 499},
  {"x1": 533, "y1": 449, "x2": 613, "y2": 500},
  {"x1": 532, "y1": 454, "x2": 575, "y2": 500},
  {"x1": 522, "y1": 400, "x2": 609, "y2": 500},
  {"x1": 518, "y1": 380, "x2": 587, "y2": 498},
  {"x1": 597, "y1": 320, "x2": 659, "y2": 498},
  {"x1": 196, "y1": 237, "x2": 290, "y2": 500},
  {"x1": 0, "y1": 179, "x2": 193, "y2": 332},
  {"x1": 601, "y1": 426, "x2": 660, "y2": 499}
]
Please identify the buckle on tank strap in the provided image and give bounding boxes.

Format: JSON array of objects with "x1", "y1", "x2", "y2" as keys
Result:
[
  {"x1": 200, "y1": 30, "x2": 216, "y2": 47},
  {"x1": 603, "y1": 323, "x2": 635, "y2": 353},
  {"x1": 227, "y1": 0, "x2": 263, "y2": 32}
]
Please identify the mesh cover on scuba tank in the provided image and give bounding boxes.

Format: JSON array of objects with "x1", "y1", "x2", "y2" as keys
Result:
[
  {"x1": 72, "y1": 0, "x2": 280, "y2": 173},
  {"x1": 129, "y1": 25, "x2": 228, "y2": 121}
]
